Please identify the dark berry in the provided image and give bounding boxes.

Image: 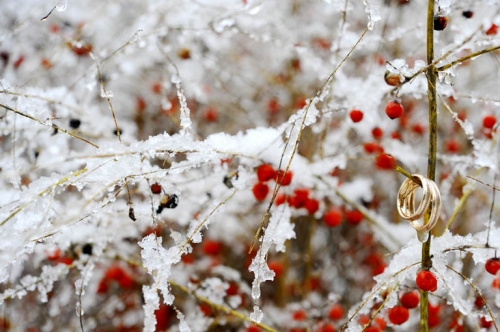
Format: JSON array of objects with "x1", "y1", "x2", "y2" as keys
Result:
[
  {"x1": 462, "y1": 10, "x2": 473, "y2": 19},
  {"x1": 434, "y1": 15, "x2": 448, "y2": 31},
  {"x1": 69, "y1": 118, "x2": 81, "y2": 129},
  {"x1": 82, "y1": 243, "x2": 93, "y2": 255}
]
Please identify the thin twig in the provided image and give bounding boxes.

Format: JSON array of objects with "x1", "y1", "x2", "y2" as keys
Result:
[
  {"x1": 250, "y1": 27, "x2": 370, "y2": 253},
  {"x1": 437, "y1": 44, "x2": 500, "y2": 72},
  {"x1": 339, "y1": 262, "x2": 420, "y2": 331},
  {"x1": 178, "y1": 190, "x2": 236, "y2": 254},
  {"x1": 94, "y1": 57, "x2": 121, "y2": 142},
  {"x1": 445, "y1": 264, "x2": 499, "y2": 332},
  {"x1": 0, "y1": 103, "x2": 98, "y2": 148}
]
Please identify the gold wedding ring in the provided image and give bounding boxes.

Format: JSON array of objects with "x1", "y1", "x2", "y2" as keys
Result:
[{"x1": 397, "y1": 174, "x2": 441, "y2": 232}]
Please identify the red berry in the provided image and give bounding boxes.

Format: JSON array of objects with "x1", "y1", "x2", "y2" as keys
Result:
[
  {"x1": 433, "y1": 15, "x2": 448, "y2": 31},
  {"x1": 327, "y1": 303, "x2": 344, "y2": 320},
  {"x1": 252, "y1": 182, "x2": 270, "y2": 201},
  {"x1": 96, "y1": 279, "x2": 108, "y2": 294},
  {"x1": 117, "y1": 273, "x2": 135, "y2": 289},
  {"x1": 155, "y1": 304, "x2": 174, "y2": 331},
  {"x1": 323, "y1": 208, "x2": 343, "y2": 227},
  {"x1": 428, "y1": 314, "x2": 440, "y2": 328},
  {"x1": 268, "y1": 260, "x2": 284, "y2": 278},
  {"x1": 385, "y1": 100, "x2": 404, "y2": 120},
  {"x1": 485, "y1": 257, "x2": 500, "y2": 275},
  {"x1": 47, "y1": 248, "x2": 62, "y2": 261},
  {"x1": 151, "y1": 82, "x2": 163, "y2": 94},
  {"x1": 363, "y1": 142, "x2": 384, "y2": 154},
  {"x1": 202, "y1": 240, "x2": 222, "y2": 256},
  {"x1": 483, "y1": 115, "x2": 497, "y2": 129},
  {"x1": 257, "y1": 164, "x2": 276, "y2": 182},
  {"x1": 292, "y1": 309, "x2": 307, "y2": 321},
  {"x1": 384, "y1": 71, "x2": 402, "y2": 87},
  {"x1": 391, "y1": 131, "x2": 401, "y2": 140},
  {"x1": 411, "y1": 123, "x2": 425, "y2": 135},
  {"x1": 371, "y1": 127, "x2": 383, "y2": 139},
  {"x1": 204, "y1": 107, "x2": 219, "y2": 122},
  {"x1": 136, "y1": 96, "x2": 146, "y2": 112},
  {"x1": 375, "y1": 153, "x2": 397, "y2": 170},
  {"x1": 275, "y1": 193, "x2": 287, "y2": 206},
  {"x1": 199, "y1": 303, "x2": 212, "y2": 316},
  {"x1": 373, "y1": 317, "x2": 386, "y2": 330},
  {"x1": 275, "y1": 170, "x2": 293, "y2": 186},
  {"x1": 267, "y1": 98, "x2": 281, "y2": 114},
  {"x1": 305, "y1": 198, "x2": 320, "y2": 214},
  {"x1": 444, "y1": 139, "x2": 460, "y2": 154},
  {"x1": 288, "y1": 188, "x2": 310, "y2": 208},
  {"x1": 317, "y1": 322, "x2": 335, "y2": 332},
  {"x1": 428, "y1": 303, "x2": 441, "y2": 315},
  {"x1": 492, "y1": 276, "x2": 500, "y2": 290},
  {"x1": 151, "y1": 183, "x2": 162, "y2": 194},
  {"x1": 416, "y1": 270, "x2": 438, "y2": 292},
  {"x1": 364, "y1": 327, "x2": 380, "y2": 332},
  {"x1": 474, "y1": 295, "x2": 486, "y2": 308},
  {"x1": 247, "y1": 325, "x2": 261, "y2": 332},
  {"x1": 105, "y1": 266, "x2": 125, "y2": 281},
  {"x1": 388, "y1": 306, "x2": 409, "y2": 325},
  {"x1": 486, "y1": 23, "x2": 498, "y2": 36},
  {"x1": 349, "y1": 109, "x2": 364, "y2": 123},
  {"x1": 71, "y1": 42, "x2": 93, "y2": 56},
  {"x1": 480, "y1": 317, "x2": 493, "y2": 329},
  {"x1": 226, "y1": 281, "x2": 239, "y2": 296},
  {"x1": 400, "y1": 291, "x2": 419, "y2": 308},
  {"x1": 345, "y1": 210, "x2": 363, "y2": 225}
]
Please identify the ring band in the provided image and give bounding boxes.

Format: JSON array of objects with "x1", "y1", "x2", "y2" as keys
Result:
[{"x1": 397, "y1": 174, "x2": 441, "y2": 232}]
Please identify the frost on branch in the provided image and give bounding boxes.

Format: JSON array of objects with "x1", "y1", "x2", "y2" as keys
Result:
[
  {"x1": 249, "y1": 206, "x2": 294, "y2": 300},
  {"x1": 3, "y1": 0, "x2": 500, "y2": 330},
  {"x1": 139, "y1": 234, "x2": 183, "y2": 307}
]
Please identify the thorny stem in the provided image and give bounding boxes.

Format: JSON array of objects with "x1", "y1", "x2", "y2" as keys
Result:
[{"x1": 420, "y1": 0, "x2": 437, "y2": 330}]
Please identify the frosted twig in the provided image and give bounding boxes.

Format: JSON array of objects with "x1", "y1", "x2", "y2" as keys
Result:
[
  {"x1": 178, "y1": 190, "x2": 237, "y2": 254},
  {"x1": 169, "y1": 280, "x2": 277, "y2": 332},
  {"x1": 466, "y1": 176, "x2": 500, "y2": 191},
  {"x1": 339, "y1": 262, "x2": 419, "y2": 331},
  {"x1": 0, "y1": 168, "x2": 88, "y2": 227},
  {"x1": 250, "y1": 26, "x2": 371, "y2": 253},
  {"x1": 94, "y1": 58, "x2": 121, "y2": 142},
  {"x1": 444, "y1": 264, "x2": 499, "y2": 332},
  {"x1": 0, "y1": 103, "x2": 99, "y2": 148}
]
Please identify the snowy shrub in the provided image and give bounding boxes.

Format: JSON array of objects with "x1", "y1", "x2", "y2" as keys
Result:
[{"x1": 1, "y1": 0, "x2": 500, "y2": 331}]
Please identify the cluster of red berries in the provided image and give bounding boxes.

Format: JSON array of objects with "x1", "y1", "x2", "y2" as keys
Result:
[
  {"x1": 97, "y1": 265, "x2": 135, "y2": 294},
  {"x1": 252, "y1": 164, "x2": 293, "y2": 202}
]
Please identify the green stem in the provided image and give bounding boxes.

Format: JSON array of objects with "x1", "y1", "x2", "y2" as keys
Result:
[{"x1": 420, "y1": 1, "x2": 437, "y2": 331}]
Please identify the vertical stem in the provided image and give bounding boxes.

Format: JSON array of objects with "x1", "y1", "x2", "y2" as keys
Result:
[{"x1": 420, "y1": 1, "x2": 437, "y2": 331}]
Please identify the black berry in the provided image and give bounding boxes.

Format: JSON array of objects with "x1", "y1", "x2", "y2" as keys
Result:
[
  {"x1": 462, "y1": 10, "x2": 473, "y2": 19},
  {"x1": 69, "y1": 118, "x2": 81, "y2": 129},
  {"x1": 434, "y1": 15, "x2": 448, "y2": 31}
]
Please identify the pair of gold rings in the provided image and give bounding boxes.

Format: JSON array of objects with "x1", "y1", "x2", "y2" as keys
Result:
[{"x1": 397, "y1": 174, "x2": 441, "y2": 233}]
